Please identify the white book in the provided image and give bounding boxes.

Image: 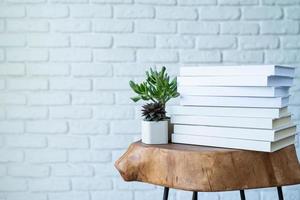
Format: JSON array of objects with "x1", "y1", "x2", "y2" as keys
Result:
[
  {"x1": 180, "y1": 96, "x2": 289, "y2": 108},
  {"x1": 171, "y1": 134, "x2": 295, "y2": 152},
  {"x1": 180, "y1": 65, "x2": 295, "y2": 77},
  {"x1": 174, "y1": 124, "x2": 296, "y2": 142},
  {"x1": 178, "y1": 86, "x2": 289, "y2": 97},
  {"x1": 169, "y1": 106, "x2": 289, "y2": 118},
  {"x1": 178, "y1": 76, "x2": 293, "y2": 87},
  {"x1": 171, "y1": 115, "x2": 292, "y2": 129}
]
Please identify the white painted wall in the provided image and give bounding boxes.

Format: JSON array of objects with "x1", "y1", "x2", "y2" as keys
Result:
[{"x1": 0, "y1": 0, "x2": 300, "y2": 199}]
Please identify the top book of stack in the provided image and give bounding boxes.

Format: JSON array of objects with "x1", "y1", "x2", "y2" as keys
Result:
[
  {"x1": 180, "y1": 65, "x2": 295, "y2": 77},
  {"x1": 178, "y1": 65, "x2": 295, "y2": 87}
]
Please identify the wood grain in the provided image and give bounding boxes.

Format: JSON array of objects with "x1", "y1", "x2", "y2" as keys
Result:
[{"x1": 115, "y1": 141, "x2": 300, "y2": 192}]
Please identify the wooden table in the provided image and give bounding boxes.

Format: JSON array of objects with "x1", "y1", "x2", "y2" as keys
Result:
[{"x1": 115, "y1": 141, "x2": 300, "y2": 200}]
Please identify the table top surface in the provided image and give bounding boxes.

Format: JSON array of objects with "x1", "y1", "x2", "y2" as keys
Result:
[{"x1": 115, "y1": 141, "x2": 300, "y2": 192}]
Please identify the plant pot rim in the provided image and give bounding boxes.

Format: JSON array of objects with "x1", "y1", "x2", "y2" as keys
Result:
[{"x1": 142, "y1": 119, "x2": 169, "y2": 123}]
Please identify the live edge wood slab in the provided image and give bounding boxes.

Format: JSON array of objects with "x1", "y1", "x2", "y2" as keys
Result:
[{"x1": 115, "y1": 141, "x2": 300, "y2": 192}]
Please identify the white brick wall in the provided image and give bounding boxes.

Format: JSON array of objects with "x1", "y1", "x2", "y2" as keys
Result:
[{"x1": 0, "y1": 0, "x2": 299, "y2": 200}]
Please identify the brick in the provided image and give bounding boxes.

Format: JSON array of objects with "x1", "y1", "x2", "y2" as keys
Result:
[
  {"x1": 0, "y1": 93, "x2": 26, "y2": 105},
  {"x1": 262, "y1": 0, "x2": 300, "y2": 5},
  {"x1": 50, "y1": 48, "x2": 91, "y2": 62},
  {"x1": 26, "y1": 120, "x2": 68, "y2": 134},
  {"x1": 72, "y1": 178, "x2": 112, "y2": 190},
  {"x1": 7, "y1": 48, "x2": 48, "y2": 62},
  {"x1": 26, "y1": 149, "x2": 67, "y2": 163},
  {"x1": 0, "y1": 34, "x2": 26, "y2": 47},
  {"x1": 261, "y1": 21, "x2": 299, "y2": 34},
  {"x1": 178, "y1": 0, "x2": 217, "y2": 5},
  {"x1": 52, "y1": 20, "x2": 90, "y2": 33},
  {"x1": 115, "y1": 178, "x2": 155, "y2": 190},
  {"x1": 240, "y1": 36, "x2": 279, "y2": 49},
  {"x1": 52, "y1": 164, "x2": 93, "y2": 177},
  {"x1": 0, "y1": 49, "x2": 3, "y2": 61},
  {"x1": 200, "y1": 7, "x2": 240, "y2": 20},
  {"x1": 94, "y1": 106, "x2": 134, "y2": 119},
  {"x1": 113, "y1": 64, "x2": 150, "y2": 76},
  {"x1": 115, "y1": 34, "x2": 154, "y2": 48},
  {"x1": 0, "y1": 108, "x2": 5, "y2": 119},
  {"x1": 72, "y1": 92, "x2": 113, "y2": 105},
  {"x1": 94, "y1": 19, "x2": 133, "y2": 33},
  {"x1": 0, "y1": 6, "x2": 25, "y2": 18},
  {"x1": 266, "y1": 50, "x2": 300, "y2": 63},
  {"x1": 92, "y1": 191, "x2": 133, "y2": 200},
  {"x1": 50, "y1": 78, "x2": 91, "y2": 90},
  {"x1": 0, "y1": 20, "x2": 4, "y2": 32},
  {"x1": 0, "y1": 150, "x2": 23, "y2": 162},
  {"x1": 243, "y1": 7, "x2": 282, "y2": 20},
  {"x1": 137, "y1": 50, "x2": 178, "y2": 62},
  {"x1": 135, "y1": 0, "x2": 175, "y2": 4},
  {"x1": 48, "y1": 136, "x2": 89, "y2": 149},
  {"x1": 94, "y1": 162, "x2": 119, "y2": 176},
  {"x1": 135, "y1": 191, "x2": 176, "y2": 200},
  {"x1": 50, "y1": 107, "x2": 92, "y2": 119},
  {"x1": 111, "y1": 120, "x2": 140, "y2": 134},
  {"x1": 69, "y1": 120, "x2": 108, "y2": 135},
  {"x1": 115, "y1": 91, "x2": 136, "y2": 105},
  {"x1": 71, "y1": 34, "x2": 111, "y2": 47},
  {"x1": 5, "y1": 193, "x2": 47, "y2": 200},
  {"x1": 223, "y1": 50, "x2": 264, "y2": 63},
  {"x1": 115, "y1": 5, "x2": 154, "y2": 19},
  {"x1": 0, "y1": 178, "x2": 26, "y2": 191},
  {"x1": 27, "y1": 63, "x2": 69, "y2": 76},
  {"x1": 0, "y1": 64, "x2": 25, "y2": 75},
  {"x1": 197, "y1": 36, "x2": 236, "y2": 49},
  {"x1": 72, "y1": 64, "x2": 112, "y2": 76},
  {"x1": 94, "y1": 78, "x2": 130, "y2": 90},
  {"x1": 70, "y1": 5, "x2": 112, "y2": 18},
  {"x1": 7, "y1": 20, "x2": 48, "y2": 32},
  {"x1": 27, "y1": 34, "x2": 69, "y2": 47},
  {"x1": 50, "y1": 0, "x2": 87, "y2": 2},
  {"x1": 29, "y1": 178, "x2": 70, "y2": 192},
  {"x1": 6, "y1": 107, "x2": 48, "y2": 119},
  {"x1": 6, "y1": 135, "x2": 46, "y2": 148},
  {"x1": 92, "y1": 0, "x2": 132, "y2": 2},
  {"x1": 69, "y1": 150, "x2": 111, "y2": 162},
  {"x1": 48, "y1": 192, "x2": 89, "y2": 200},
  {"x1": 94, "y1": 49, "x2": 135, "y2": 62},
  {"x1": 91, "y1": 135, "x2": 134, "y2": 149},
  {"x1": 27, "y1": 6, "x2": 69, "y2": 18},
  {"x1": 179, "y1": 22, "x2": 219, "y2": 34},
  {"x1": 28, "y1": 92, "x2": 70, "y2": 105},
  {"x1": 286, "y1": 7, "x2": 300, "y2": 19},
  {"x1": 180, "y1": 50, "x2": 221, "y2": 63},
  {"x1": 8, "y1": 164, "x2": 49, "y2": 177},
  {"x1": 7, "y1": 78, "x2": 48, "y2": 90},
  {"x1": 0, "y1": 80, "x2": 4, "y2": 90},
  {"x1": 0, "y1": 121, "x2": 23, "y2": 134},
  {"x1": 219, "y1": 0, "x2": 258, "y2": 5},
  {"x1": 221, "y1": 22, "x2": 259, "y2": 35},
  {"x1": 6, "y1": 0, "x2": 45, "y2": 2},
  {"x1": 282, "y1": 36, "x2": 300, "y2": 48},
  {"x1": 157, "y1": 36, "x2": 194, "y2": 49},
  {"x1": 156, "y1": 7, "x2": 197, "y2": 20},
  {"x1": 136, "y1": 20, "x2": 176, "y2": 34}
]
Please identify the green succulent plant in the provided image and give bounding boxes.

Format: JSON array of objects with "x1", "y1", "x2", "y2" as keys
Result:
[{"x1": 129, "y1": 66, "x2": 179, "y2": 121}]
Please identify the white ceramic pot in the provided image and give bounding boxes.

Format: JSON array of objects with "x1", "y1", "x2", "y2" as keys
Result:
[{"x1": 141, "y1": 120, "x2": 168, "y2": 144}]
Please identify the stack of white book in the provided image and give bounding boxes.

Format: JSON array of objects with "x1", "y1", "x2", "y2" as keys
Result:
[{"x1": 170, "y1": 65, "x2": 297, "y2": 152}]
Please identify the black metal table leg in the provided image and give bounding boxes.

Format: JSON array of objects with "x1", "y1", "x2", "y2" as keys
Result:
[
  {"x1": 277, "y1": 186, "x2": 284, "y2": 200},
  {"x1": 240, "y1": 190, "x2": 246, "y2": 200},
  {"x1": 192, "y1": 191, "x2": 198, "y2": 200},
  {"x1": 163, "y1": 187, "x2": 169, "y2": 200}
]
